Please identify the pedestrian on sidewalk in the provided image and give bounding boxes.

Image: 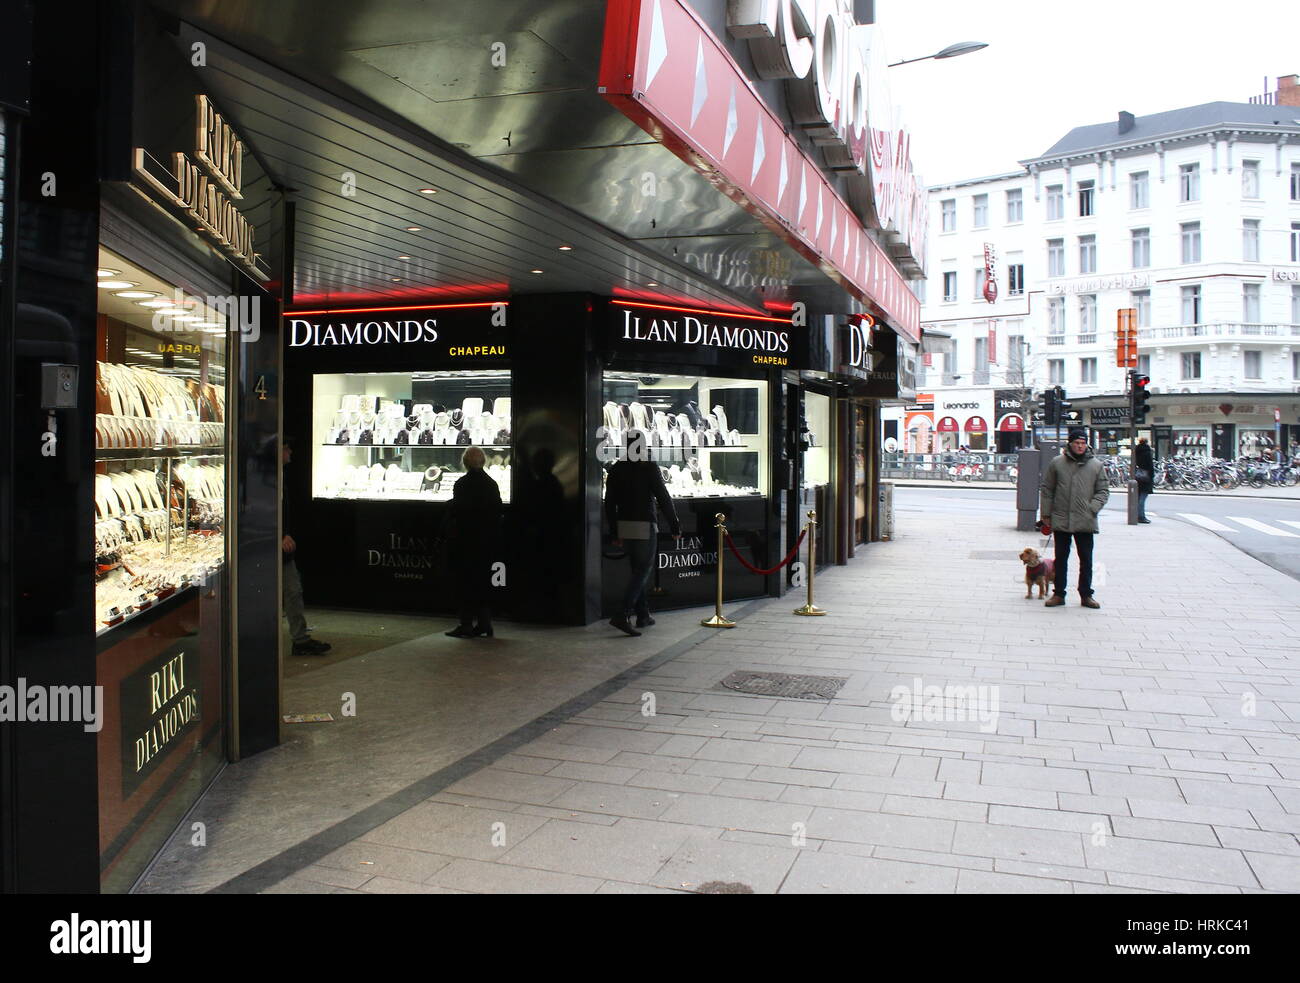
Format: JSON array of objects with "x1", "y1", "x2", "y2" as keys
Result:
[
  {"x1": 443, "y1": 446, "x2": 502, "y2": 638},
  {"x1": 1134, "y1": 437, "x2": 1154, "y2": 523},
  {"x1": 282, "y1": 440, "x2": 331, "y2": 655},
  {"x1": 604, "y1": 429, "x2": 681, "y2": 636},
  {"x1": 1040, "y1": 427, "x2": 1109, "y2": 609}
]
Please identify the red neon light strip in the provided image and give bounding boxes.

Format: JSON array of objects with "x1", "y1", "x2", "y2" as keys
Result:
[
  {"x1": 611, "y1": 300, "x2": 788, "y2": 324},
  {"x1": 283, "y1": 301, "x2": 507, "y2": 316}
]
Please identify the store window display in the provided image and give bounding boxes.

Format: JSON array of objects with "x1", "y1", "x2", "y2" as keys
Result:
[
  {"x1": 93, "y1": 248, "x2": 227, "y2": 634},
  {"x1": 598, "y1": 372, "x2": 767, "y2": 499},
  {"x1": 312, "y1": 371, "x2": 513, "y2": 502}
]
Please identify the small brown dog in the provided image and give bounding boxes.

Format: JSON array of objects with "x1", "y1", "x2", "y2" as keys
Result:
[{"x1": 1019, "y1": 548, "x2": 1055, "y2": 599}]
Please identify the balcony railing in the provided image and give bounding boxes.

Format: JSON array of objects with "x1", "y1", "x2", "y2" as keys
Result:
[
  {"x1": 1137, "y1": 323, "x2": 1300, "y2": 342},
  {"x1": 1076, "y1": 333, "x2": 1097, "y2": 345},
  {"x1": 1046, "y1": 334, "x2": 1065, "y2": 345}
]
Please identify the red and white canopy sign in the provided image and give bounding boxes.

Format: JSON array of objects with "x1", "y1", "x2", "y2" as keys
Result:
[{"x1": 598, "y1": 0, "x2": 921, "y2": 343}]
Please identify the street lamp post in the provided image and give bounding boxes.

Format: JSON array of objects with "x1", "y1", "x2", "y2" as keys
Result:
[{"x1": 888, "y1": 41, "x2": 989, "y2": 68}]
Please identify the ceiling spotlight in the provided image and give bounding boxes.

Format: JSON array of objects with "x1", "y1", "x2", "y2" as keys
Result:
[
  {"x1": 646, "y1": 281, "x2": 659, "y2": 287},
  {"x1": 97, "y1": 280, "x2": 136, "y2": 290},
  {"x1": 137, "y1": 299, "x2": 171, "y2": 308},
  {"x1": 171, "y1": 314, "x2": 202, "y2": 322},
  {"x1": 114, "y1": 290, "x2": 159, "y2": 299},
  {"x1": 418, "y1": 188, "x2": 437, "y2": 195},
  {"x1": 405, "y1": 226, "x2": 421, "y2": 231},
  {"x1": 397, "y1": 255, "x2": 411, "y2": 260},
  {"x1": 391, "y1": 277, "x2": 402, "y2": 282},
  {"x1": 97, "y1": 269, "x2": 120, "y2": 278},
  {"x1": 193, "y1": 321, "x2": 225, "y2": 329},
  {"x1": 156, "y1": 306, "x2": 191, "y2": 315},
  {"x1": 557, "y1": 245, "x2": 573, "y2": 251},
  {"x1": 530, "y1": 269, "x2": 544, "y2": 274}
]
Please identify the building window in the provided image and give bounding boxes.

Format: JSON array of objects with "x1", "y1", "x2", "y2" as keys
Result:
[
  {"x1": 1007, "y1": 263, "x2": 1025, "y2": 296},
  {"x1": 1243, "y1": 219, "x2": 1260, "y2": 262},
  {"x1": 1047, "y1": 238, "x2": 1064, "y2": 277},
  {"x1": 1137, "y1": 354, "x2": 1151, "y2": 376},
  {"x1": 1008, "y1": 334, "x2": 1026, "y2": 369},
  {"x1": 1047, "y1": 296, "x2": 1065, "y2": 339},
  {"x1": 1078, "y1": 180, "x2": 1095, "y2": 217},
  {"x1": 1243, "y1": 282, "x2": 1261, "y2": 323},
  {"x1": 1292, "y1": 222, "x2": 1300, "y2": 263},
  {"x1": 1181, "y1": 222, "x2": 1201, "y2": 264},
  {"x1": 975, "y1": 268, "x2": 987, "y2": 300},
  {"x1": 1242, "y1": 159, "x2": 1260, "y2": 198},
  {"x1": 1244, "y1": 350, "x2": 1262, "y2": 379},
  {"x1": 1079, "y1": 235, "x2": 1097, "y2": 274},
  {"x1": 1046, "y1": 185, "x2": 1064, "y2": 220},
  {"x1": 1181, "y1": 351, "x2": 1202, "y2": 380},
  {"x1": 943, "y1": 271, "x2": 957, "y2": 302},
  {"x1": 1006, "y1": 189, "x2": 1023, "y2": 223},
  {"x1": 1181, "y1": 284, "x2": 1202, "y2": 324},
  {"x1": 1179, "y1": 162, "x2": 1200, "y2": 202},
  {"x1": 1293, "y1": 284, "x2": 1300, "y2": 324},
  {"x1": 1079, "y1": 294, "x2": 1097, "y2": 337},
  {"x1": 1130, "y1": 171, "x2": 1149, "y2": 209},
  {"x1": 912, "y1": 278, "x2": 926, "y2": 303},
  {"x1": 972, "y1": 193, "x2": 988, "y2": 228},
  {"x1": 974, "y1": 336, "x2": 988, "y2": 365},
  {"x1": 941, "y1": 198, "x2": 956, "y2": 232},
  {"x1": 1048, "y1": 359, "x2": 1065, "y2": 384},
  {"x1": 1294, "y1": 350, "x2": 1300, "y2": 379},
  {"x1": 1132, "y1": 289, "x2": 1151, "y2": 327},
  {"x1": 1292, "y1": 163, "x2": 1300, "y2": 201},
  {"x1": 1131, "y1": 228, "x2": 1150, "y2": 269},
  {"x1": 1081, "y1": 358, "x2": 1097, "y2": 383}
]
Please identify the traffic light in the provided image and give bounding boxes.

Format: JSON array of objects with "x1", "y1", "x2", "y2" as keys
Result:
[
  {"x1": 1043, "y1": 388, "x2": 1059, "y2": 426},
  {"x1": 1055, "y1": 386, "x2": 1072, "y2": 425},
  {"x1": 1131, "y1": 371, "x2": 1151, "y2": 425}
]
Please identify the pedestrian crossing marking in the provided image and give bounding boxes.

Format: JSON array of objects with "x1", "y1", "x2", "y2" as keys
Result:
[
  {"x1": 1178, "y1": 513, "x2": 1235, "y2": 532},
  {"x1": 1280, "y1": 520, "x2": 1300, "y2": 532},
  {"x1": 1226, "y1": 517, "x2": 1300, "y2": 538}
]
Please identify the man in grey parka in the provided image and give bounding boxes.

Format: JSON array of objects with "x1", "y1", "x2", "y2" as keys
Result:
[{"x1": 1040, "y1": 427, "x2": 1109, "y2": 608}]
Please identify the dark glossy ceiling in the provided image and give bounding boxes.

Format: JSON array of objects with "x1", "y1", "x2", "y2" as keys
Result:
[{"x1": 154, "y1": 0, "x2": 862, "y2": 313}]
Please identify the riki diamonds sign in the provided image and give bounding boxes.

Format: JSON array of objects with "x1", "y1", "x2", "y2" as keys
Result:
[{"x1": 598, "y1": 0, "x2": 921, "y2": 343}]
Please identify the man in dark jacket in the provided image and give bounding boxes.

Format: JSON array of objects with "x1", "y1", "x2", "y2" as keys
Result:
[
  {"x1": 1040, "y1": 427, "x2": 1109, "y2": 608},
  {"x1": 1134, "y1": 437, "x2": 1154, "y2": 523},
  {"x1": 282, "y1": 441, "x2": 331, "y2": 655},
  {"x1": 604, "y1": 429, "x2": 681, "y2": 636},
  {"x1": 445, "y1": 446, "x2": 502, "y2": 638}
]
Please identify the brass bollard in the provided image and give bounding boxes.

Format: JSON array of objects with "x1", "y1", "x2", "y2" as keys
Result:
[
  {"x1": 793, "y1": 509, "x2": 827, "y2": 616},
  {"x1": 701, "y1": 512, "x2": 736, "y2": 628}
]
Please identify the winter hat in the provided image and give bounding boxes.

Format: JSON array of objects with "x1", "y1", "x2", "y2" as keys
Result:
[{"x1": 1067, "y1": 426, "x2": 1087, "y2": 441}]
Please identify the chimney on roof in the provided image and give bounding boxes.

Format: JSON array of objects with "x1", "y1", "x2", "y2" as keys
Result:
[
  {"x1": 1118, "y1": 111, "x2": 1135, "y2": 135},
  {"x1": 1278, "y1": 75, "x2": 1300, "y2": 107}
]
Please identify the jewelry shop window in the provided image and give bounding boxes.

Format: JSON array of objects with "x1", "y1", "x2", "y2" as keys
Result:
[
  {"x1": 312, "y1": 370, "x2": 513, "y2": 502},
  {"x1": 599, "y1": 372, "x2": 768, "y2": 498},
  {"x1": 802, "y1": 390, "x2": 831, "y2": 490},
  {"x1": 94, "y1": 247, "x2": 227, "y2": 634}
]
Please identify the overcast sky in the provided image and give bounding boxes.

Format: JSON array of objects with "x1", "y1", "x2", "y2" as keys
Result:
[{"x1": 880, "y1": 0, "x2": 1299, "y2": 187}]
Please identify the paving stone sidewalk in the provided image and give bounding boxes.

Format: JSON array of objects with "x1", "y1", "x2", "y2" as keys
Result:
[{"x1": 268, "y1": 507, "x2": 1300, "y2": 894}]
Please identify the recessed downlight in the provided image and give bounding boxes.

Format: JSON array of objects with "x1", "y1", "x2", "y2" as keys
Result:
[
  {"x1": 417, "y1": 188, "x2": 437, "y2": 195},
  {"x1": 530, "y1": 269, "x2": 544, "y2": 274},
  {"x1": 557, "y1": 245, "x2": 573, "y2": 251},
  {"x1": 390, "y1": 277, "x2": 402, "y2": 282},
  {"x1": 97, "y1": 269, "x2": 120, "y2": 278},
  {"x1": 405, "y1": 226, "x2": 422, "y2": 232},
  {"x1": 114, "y1": 290, "x2": 159, "y2": 300},
  {"x1": 137, "y1": 299, "x2": 171, "y2": 308},
  {"x1": 171, "y1": 314, "x2": 202, "y2": 323},
  {"x1": 97, "y1": 280, "x2": 136, "y2": 290},
  {"x1": 397, "y1": 255, "x2": 411, "y2": 260}
]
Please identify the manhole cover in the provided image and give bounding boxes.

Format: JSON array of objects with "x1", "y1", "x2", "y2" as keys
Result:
[
  {"x1": 717, "y1": 670, "x2": 846, "y2": 700},
  {"x1": 695, "y1": 881, "x2": 755, "y2": 894}
]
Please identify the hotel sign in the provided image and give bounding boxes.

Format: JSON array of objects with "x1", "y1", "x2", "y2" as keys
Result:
[
  {"x1": 132, "y1": 95, "x2": 268, "y2": 281},
  {"x1": 1047, "y1": 273, "x2": 1149, "y2": 295}
]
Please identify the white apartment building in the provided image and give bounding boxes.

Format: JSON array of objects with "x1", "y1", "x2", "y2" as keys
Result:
[{"x1": 887, "y1": 77, "x2": 1300, "y2": 461}]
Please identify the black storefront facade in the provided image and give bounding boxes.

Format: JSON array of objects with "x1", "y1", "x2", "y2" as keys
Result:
[{"x1": 3, "y1": 0, "x2": 924, "y2": 893}]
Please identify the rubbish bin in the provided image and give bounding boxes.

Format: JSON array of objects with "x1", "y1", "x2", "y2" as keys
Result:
[{"x1": 879, "y1": 481, "x2": 894, "y2": 541}]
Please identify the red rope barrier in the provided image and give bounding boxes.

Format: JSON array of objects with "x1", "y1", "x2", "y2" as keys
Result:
[{"x1": 723, "y1": 527, "x2": 807, "y2": 575}]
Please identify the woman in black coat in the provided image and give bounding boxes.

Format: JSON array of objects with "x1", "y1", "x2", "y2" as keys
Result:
[
  {"x1": 444, "y1": 446, "x2": 502, "y2": 637},
  {"x1": 1134, "y1": 437, "x2": 1155, "y2": 523}
]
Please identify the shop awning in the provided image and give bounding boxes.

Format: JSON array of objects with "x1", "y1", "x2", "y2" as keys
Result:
[
  {"x1": 964, "y1": 416, "x2": 987, "y2": 433},
  {"x1": 997, "y1": 414, "x2": 1025, "y2": 432},
  {"x1": 936, "y1": 416, "x2": 959, "y2": 433}
]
